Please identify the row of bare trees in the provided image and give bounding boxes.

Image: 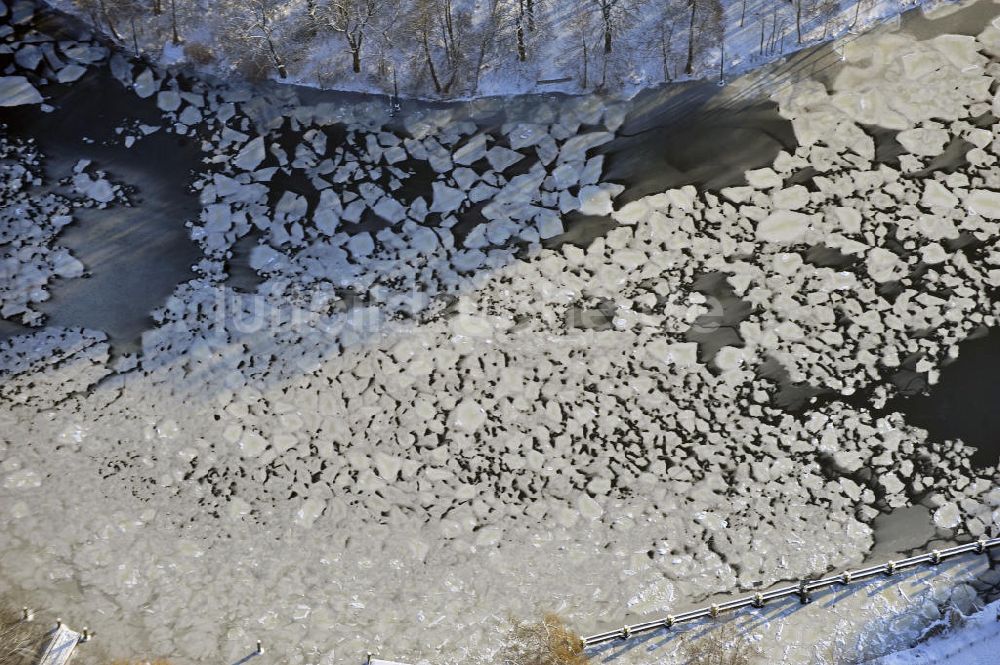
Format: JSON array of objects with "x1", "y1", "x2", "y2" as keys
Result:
[{"x1": 73, "y1": 0, "x2": 854, "y2": 96}]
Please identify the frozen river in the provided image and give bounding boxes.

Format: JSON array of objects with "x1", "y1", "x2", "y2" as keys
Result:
[{"x1": 1, "y1": 0, "x2": 1000, "y2": 664}]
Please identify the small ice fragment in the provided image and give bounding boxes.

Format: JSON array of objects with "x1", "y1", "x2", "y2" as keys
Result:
[
  {"x1": 447, "y1": 399, "x2": 486, "y2": 433},
  {"x1": 933, "y1": 502, "x2": 961, "y2": 529},
  {"x1": 745, "y1": 167, "x2": 782, "y2": 189},
  {"x1": 294, "y1": 497, "x2": 326, "y2": 527},
  {"x1": 239, "y1": 431, "x2": 267, "y2": 458},
  {"x1": 234, "y1": 136, "x2": 266, "y2": 171},
  {"x1": 430, "y1": 181, "x2": 464, "y2": 214},
  {"x1": 866, "y1": 247, "x2": 902, "y2": 282},
  {"x1": 577, "y1": 494, "x2": 604, "y2": 520},
  {"x1": 967, "y1": 189, "x2": 1000, "y2": 219},
  {"x1": 453, "y1": 133, "x2": 487, "y2": 166},
  {"x1": 577, "y1": 185, "x2": 613, "y2": 216},
  {"x1": 535, "y1": 209, "x2": 564, "y2": 239},
  {"x1": 756, "y1": 210, "x2": 811, "y2": 244},
  {"x1": 771, "y1": 185, "x2": 810, "y2": 210},
  {"x1": 56, "y1": 63, "x2": 86, "y2": 83},
  {"x1": 373, "y1": 196, "x2": 406, "y2": 224},
  {"x1": 132, "y1": 68, "x2": 158, "y2": 98},
  {"x1": 486, "y1": 146, "x2": 522, "y2": 172},
  {"x1": 897, "y1": 127, "x2": 950, "y2": 157},
  {"x1": 157, "y1": 90, "x2": 181, "y2": 112},
  {"x1": 346, "y1": 233, "x2": 374, "y2": 258},
  {"x1": 0, "y1": 76, "x2": 42, "y2": 106}
]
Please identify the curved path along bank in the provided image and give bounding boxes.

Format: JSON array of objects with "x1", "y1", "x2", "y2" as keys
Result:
[{"x1": 1, "y1": 1, "x2": 1000, "y2": 664}]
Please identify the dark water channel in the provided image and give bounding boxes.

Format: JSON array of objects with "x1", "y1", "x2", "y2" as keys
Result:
[{"x1": 2, "y1": 45, "x2": 203, "y2": 353}]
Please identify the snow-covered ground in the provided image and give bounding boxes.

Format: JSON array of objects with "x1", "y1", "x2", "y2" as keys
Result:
[
  {"x1": 44, "y1": 0, "x2": 970, "y2": 99},
  {"x1": 871, "y1": 598, "x2": 1000, "y2": 664},
  {"x1": 2, "y1": 0, "x2": 1000, "y2": 663}
]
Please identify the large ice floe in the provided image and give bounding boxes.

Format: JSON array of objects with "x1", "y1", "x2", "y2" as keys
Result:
[{"x1": 1, "y1": 2, "x2": 1000, "y2": 665}]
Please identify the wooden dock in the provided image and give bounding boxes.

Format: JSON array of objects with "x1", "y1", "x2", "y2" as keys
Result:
[{"x1": 36, "y1": 623, "x2": 82, "y2": 665}]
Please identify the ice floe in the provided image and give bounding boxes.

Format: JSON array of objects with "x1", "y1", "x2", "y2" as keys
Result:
[{"x1": 0, "y1": 76, "x2": 42, "y2": 105}]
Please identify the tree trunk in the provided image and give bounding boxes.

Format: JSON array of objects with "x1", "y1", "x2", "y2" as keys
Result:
[
  {"x1": 98, "y1": 0, "x2": 123, "y2": 40},
  {"x1": 444, "y1": 0, "x2": 455, "y2": 53},
  {"x1": 718, "y1": 38, "x2": 724, "y2": 82},
  {"x1": 684, "y1": 0, "x2": 697, "y2": 75},
  {"x1": 759, "y1": 13, "x2": 765, "y2": 56},
  {"x1": 153, "y1": 0, "x2": 162, "y2": 16},
  {"x1": 582, "y1": 40, "x2": 588, "y2": 88},
  {"x1": 740, "y1": 0, "x2": 746, "y2": 27},
  {"x1": 661, "y1": 22, "x2": 674, "y2": 81},
  {"x1": 170, "y1": 0, "x2": 181, "y2": 44},
  {"x1": 517, "y1": 0, "x2": 526, "y2": 61},
  {"x1": 264, "y1": 28, "x2": 286, "y2": 78},
  {"x1": 526, "y1": 0, "x2": 535, "y2": 31},
  {"x1": 796, "y1": 0, "x2": 802, "y2": 43},
  {"x1": 422, "y1": 30, "x2": 442, "y2": 93},
  {"x1": 769, "y1": 9, "x2": 777, "y2": 54},
  {"x1": 130, "y1": 16, "x2": 139, "y2": 56},
  {"x1": 853, "y1": 0, "x2": 862, "y2": 27},
  {"x1": 349, "y1": 33, "x2": 363, "y2": 73},
  {"x1": 603, "y1": 10, "x2": 612, "y2": 53}
]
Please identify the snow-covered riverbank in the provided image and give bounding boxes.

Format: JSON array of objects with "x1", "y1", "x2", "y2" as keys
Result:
[
  {"x1": 45, "y1": 0, "x2": 964, "y2": 100},
  {"x1": 872, "y1": 597, "x2": 1000, "y2": 664}
]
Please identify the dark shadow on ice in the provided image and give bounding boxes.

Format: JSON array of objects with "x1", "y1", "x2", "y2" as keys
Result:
[
  {"x1": 586, "y1": 626, "x2": 666, "y2": 663},
  {"x1": 229, "y1": 650, "x2": 262, "y2": 665},
  {"x1": 601, "y1": 82, "x2": 794, "y2": 202}
]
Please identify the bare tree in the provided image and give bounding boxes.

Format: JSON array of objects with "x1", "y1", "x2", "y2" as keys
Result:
[
  {"x1": 117, "y1": 0, "x2": 147, "y2": 54},
  {"x1": 318, "y1": 0, "x2": 387, "y2": 74},
  {"x1": 592, "y1": 0, "x2": 629, "y2": 53},
  {"x1": 510, "y1": 0, "x2": 525, "y2": 61},
  {"x1": 852, "y1": 0, "x2": 875, "y2": 27},
  {"x1": 684, "y1": 0, "x2": 722, "y2": 75},
  {"x1": 657, "y1": 0, "x2": 687, "y2": 81},
  {"x1": 815, "y1": 0, "x2": 840, "y2": 38},
  {"x1": 227, "y1": 0, "x2": 288, "y2": 78},
  {"x1": 789, "y1": 0, "x2": 843, "y2": 42},
  {"x1": 406, "y1": 0, "x2": 467, "y2": 95},
  {"x1": 73, "y1": 0, "x2": 123, "y2": 40},
  {"x1": 504, "y1": 0, "x2": 548, "y2": 63},
  {"x1": 471, "y1": 0, "x2": 505, "y2": 92},
  {"x1": 759, "y1": 8, "x2": 765, "y2": 56},
  {"x1": 684, "y1": 0, "x2": 698, "y2": 74},
  {"x1": 169, "y1": 0, "x2": 182, "y2": 43},
  {"x1": 567, "y1": 4, "x2": 598, "y2": 87}
]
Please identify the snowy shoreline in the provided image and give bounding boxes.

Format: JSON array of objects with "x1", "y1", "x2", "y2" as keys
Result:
[{"x1": 40, "y1": 0, "x2": 965, "y2": 102}]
